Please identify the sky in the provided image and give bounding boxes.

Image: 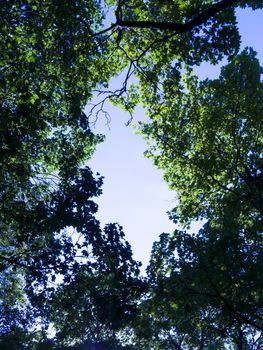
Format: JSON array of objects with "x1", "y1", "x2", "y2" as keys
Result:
[{"x1": 87, "y1": 8, "x2": 263, "y2": 270}]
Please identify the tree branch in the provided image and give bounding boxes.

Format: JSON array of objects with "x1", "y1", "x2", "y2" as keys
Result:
[
  {"x1": 117, "y1": 0, "x2": 237, "y2": 31},
  {"x1": 200, "y1": 264, "x2": 263, "y2": 332},
  {"x1": 0, "y1": 254, "x2": 35, "y2": 271}
]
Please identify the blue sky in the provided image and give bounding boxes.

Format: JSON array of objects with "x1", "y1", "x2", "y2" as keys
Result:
[{"x1": 88, "y1": 8, "x2": 263, "y2": 270}]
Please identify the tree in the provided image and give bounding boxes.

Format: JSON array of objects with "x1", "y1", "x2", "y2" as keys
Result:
[
  {"x1": 49, "y1": 223, "x2": 145, "y2": 349},
  {"x1": 1, "y1": 1, "x2": 263, "y2": 349},
  {"x1": 0, "y1": 1, "x2": 121, "y2": 343},
  {"x1": 132, "y1": 49, "x2": 263, "y2": 350},
  {"x1": 94, "y1": 1, "x2": 262, "y2": 111},
  {"x1": 1, "y1": 0, "x2": 102, "y2": 290},
  {"x1": 139, "y1": 210, "x2": 262, "y2": 349},
  {"x1": 139, "y1": 49, "x2": 263, "y2": 226},
  {"x1": 1, "y1": 1, "x2": 262, "y2": 272},
  {"x1": 0, "y1": 268, "x2": 37, "y2": 350}
]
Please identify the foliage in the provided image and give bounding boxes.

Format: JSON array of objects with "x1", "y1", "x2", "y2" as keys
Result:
[
  {"x1": 50, "y1": 223, "x2": 145, "y2": 349},
  {"x1": 139, "y1": 49, "x2": 263, "y2": 226},
  {"x1": 134, "y1": 50, "x2": 263, "y2": 349},
  {"x1": 135, "y1": 214, "x2": 262, "y2": 349},
  {"x1": 1, "y1": 0, "x2": 108, "y2": 279},
  {"x1": 103, "y1": 0, "x2": 262, "y2": 111},
  {"x1": 0, "y1": 1, "x2": 138, "y2": 346},
  {"x1": 1, "y1": 0, "x2": 263, "y2": 349}
]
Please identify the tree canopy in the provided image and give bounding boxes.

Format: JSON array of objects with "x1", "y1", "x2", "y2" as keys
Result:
[
  {"x1": 139, "y1": 48, "x2": 263, "y2": 225},
  {"x1": 0, "y1": 0, "x2": 262, "y2": 349}
]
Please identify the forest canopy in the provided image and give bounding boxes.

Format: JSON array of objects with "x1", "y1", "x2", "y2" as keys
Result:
[{"x1": 0, "y1": 0, "x2": 262, "y2": 349}]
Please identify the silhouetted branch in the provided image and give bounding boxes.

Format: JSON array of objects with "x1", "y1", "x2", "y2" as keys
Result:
[{"x1": 116, "y1": 0, "x2": 237, "y2": 32}]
